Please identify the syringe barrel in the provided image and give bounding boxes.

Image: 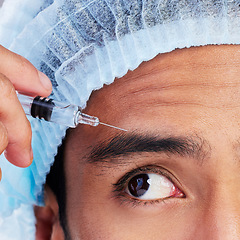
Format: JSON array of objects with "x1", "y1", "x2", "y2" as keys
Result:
[
  {"x1": 17, "y1": 94, "x2": 126, "y2": 130},
  {"x1": 18, "y1": 94, "x2": 78, "y2": 127},
  {"x1": 50, "y1": 101, "x2": 79, "y2": 127}
]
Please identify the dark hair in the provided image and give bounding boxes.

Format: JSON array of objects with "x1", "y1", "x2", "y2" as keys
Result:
[{"x1": 46, "y1": 130, "x2": 71, "y2": 240}]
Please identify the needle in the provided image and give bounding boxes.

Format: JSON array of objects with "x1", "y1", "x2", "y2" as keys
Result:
[{"x1": 99, "y1": 122, "x2": 128, "y2": 132}]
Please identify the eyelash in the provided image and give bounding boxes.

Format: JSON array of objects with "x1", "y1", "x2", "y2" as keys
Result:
[{"x1": 112, "y1": 165, "x2": 185, "y2": 207}]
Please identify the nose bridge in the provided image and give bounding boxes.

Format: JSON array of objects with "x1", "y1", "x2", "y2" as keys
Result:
[{"x1": 200, "y1": 178, "x2": 240, "y2": 239}]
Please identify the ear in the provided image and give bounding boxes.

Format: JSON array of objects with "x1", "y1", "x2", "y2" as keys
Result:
[{"x1": 35, "y1": 186, "x2": 65, "y2": 240}]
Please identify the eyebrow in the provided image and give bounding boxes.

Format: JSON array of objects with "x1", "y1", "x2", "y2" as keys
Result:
[{"x1": 88, "y1": 133, "x2": 211, "y2": 164}]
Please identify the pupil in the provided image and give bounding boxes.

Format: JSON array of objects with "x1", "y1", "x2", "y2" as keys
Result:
[{"x1": 128, "y1": 174, "x2": 150, "y2": 197}]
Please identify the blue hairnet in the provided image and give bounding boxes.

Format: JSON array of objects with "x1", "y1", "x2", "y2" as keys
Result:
[{"x1": 1, "y1": 0, "x2": 240, "y2": 238}]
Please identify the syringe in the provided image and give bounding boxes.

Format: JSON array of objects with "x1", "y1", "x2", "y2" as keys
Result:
[{"x1": 17, "y1": 93, "x2": 127, "y2": 131}]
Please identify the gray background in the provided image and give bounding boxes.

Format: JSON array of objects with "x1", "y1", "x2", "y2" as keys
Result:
[{"x1": 0, "y1": 0, "x2": 3, "y2": 7}]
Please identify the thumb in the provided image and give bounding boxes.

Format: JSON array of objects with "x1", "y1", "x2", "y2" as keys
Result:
[{"x1": 0, "y1": 45, "x2": 52, "y2": 96}]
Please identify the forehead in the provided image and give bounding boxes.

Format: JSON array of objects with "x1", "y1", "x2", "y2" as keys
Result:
[{"x1": 84, "y1": 45, "x2": 240, "y2": 133}]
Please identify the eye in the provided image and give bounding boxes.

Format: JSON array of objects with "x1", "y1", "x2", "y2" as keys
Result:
[
  {"x1": 126, "y1": 173, "x2": 182, "y2": 200},
  {"x1": 113, "y1": 166, "x2": 185, "y2": 205}
]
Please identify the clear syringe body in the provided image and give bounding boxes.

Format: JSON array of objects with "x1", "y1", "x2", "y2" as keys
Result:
[{"x1": 17, "y1": 93, "x2": 100, "y2": 128}]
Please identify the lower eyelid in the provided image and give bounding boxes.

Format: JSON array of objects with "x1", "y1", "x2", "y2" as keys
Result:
[{"x1": 112, "y1": 191, "x2": 180, "y2": 208}]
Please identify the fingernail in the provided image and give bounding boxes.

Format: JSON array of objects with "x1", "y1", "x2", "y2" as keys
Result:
[{"x1": 38, "y1": 71, "x2": 52, "y2": 91}]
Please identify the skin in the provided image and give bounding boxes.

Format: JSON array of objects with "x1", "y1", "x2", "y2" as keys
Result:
[{"x1": 48, "y1": 44, "x2": 240, "y2": 240}]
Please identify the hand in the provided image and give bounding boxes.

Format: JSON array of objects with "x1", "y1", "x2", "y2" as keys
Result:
[{"x1": 0, "y1": 45, "x2": 52, "y2": 171}]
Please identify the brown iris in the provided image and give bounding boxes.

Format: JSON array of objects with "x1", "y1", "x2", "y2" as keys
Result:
[{"x1": 128, "y1": 174, "x2": 150, "y2": 197}]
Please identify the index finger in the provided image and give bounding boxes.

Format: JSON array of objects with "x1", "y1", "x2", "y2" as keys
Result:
[{"x1": 0, "y1": 45, "x2": 52, "y2": 96}]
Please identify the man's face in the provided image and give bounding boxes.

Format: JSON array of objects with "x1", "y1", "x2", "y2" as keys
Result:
[{"x1": 64, "y1": 45, "x2": 240, "y2": 239}]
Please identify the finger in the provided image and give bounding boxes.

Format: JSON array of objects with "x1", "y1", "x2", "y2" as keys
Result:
[
  {"x1": 0, "y1": 73, "x2": 33, "y2": 167},
  {"x1": 0, "y1": 45, "x2": 52, "y2": 97}
]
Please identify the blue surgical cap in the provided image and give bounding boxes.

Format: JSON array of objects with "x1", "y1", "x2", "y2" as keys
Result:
[{"x1": 1, "y1": 0, "x2": 240, "y2": 238}]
